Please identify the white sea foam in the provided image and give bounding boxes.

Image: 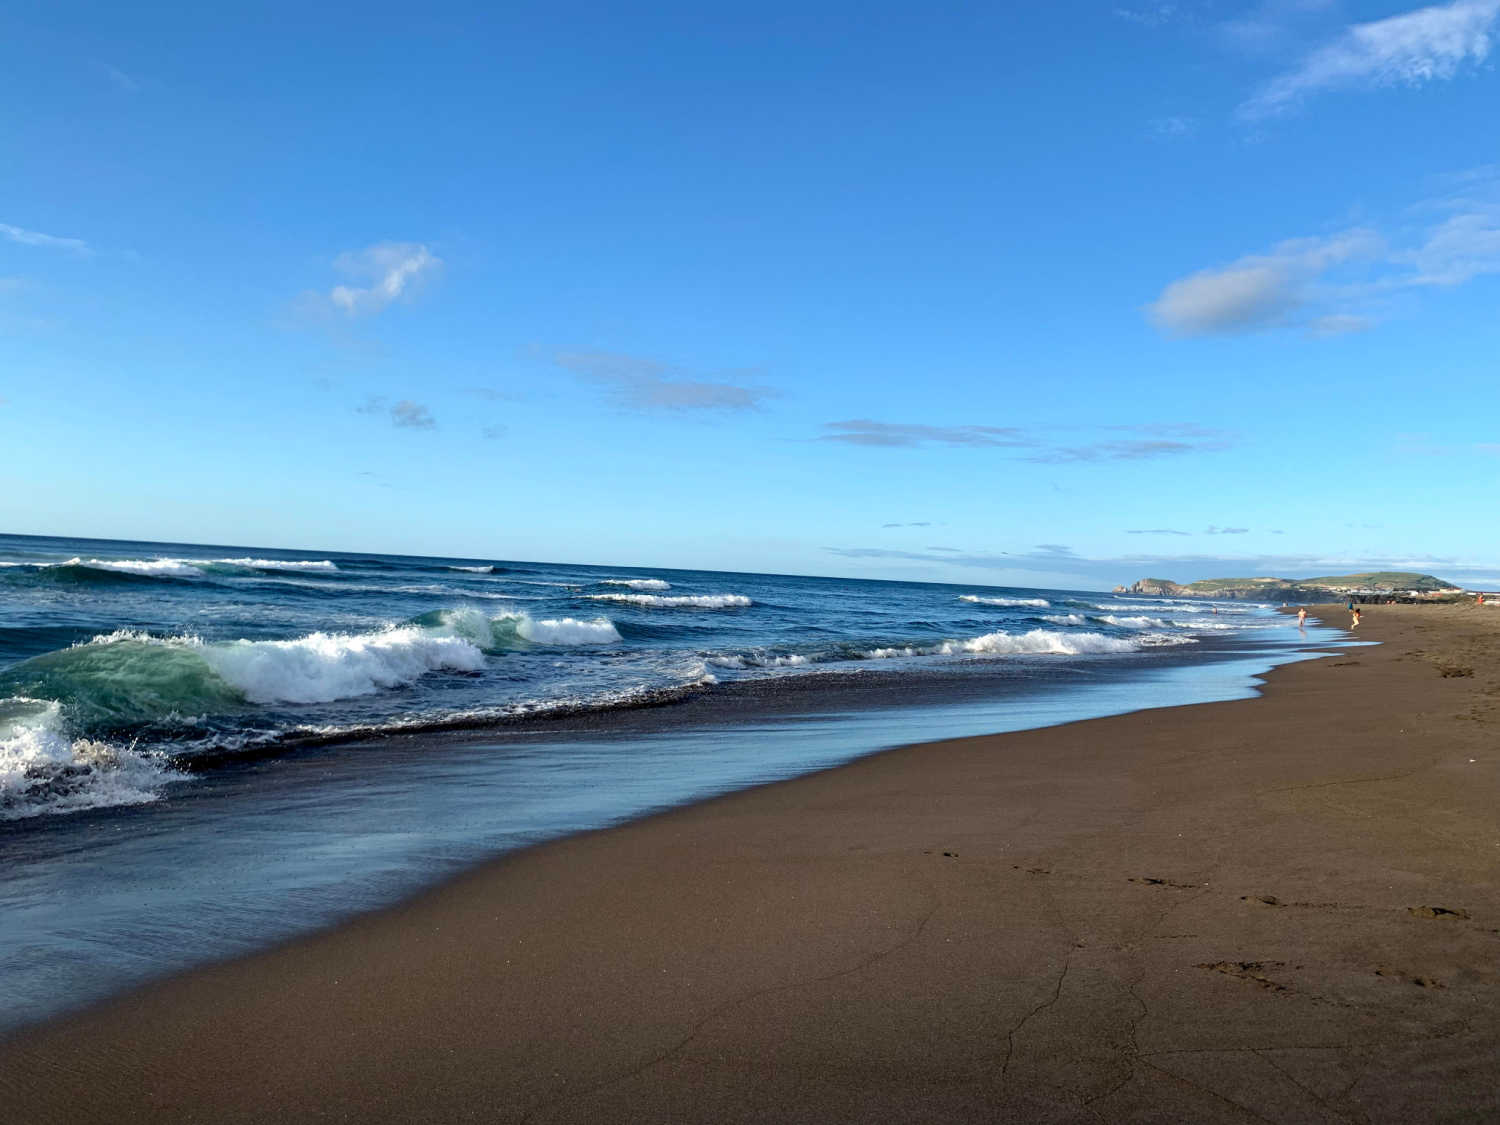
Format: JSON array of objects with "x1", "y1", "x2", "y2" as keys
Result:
[
  {"x1": 0, "y1": 698, "x2": 175, "y2": 820},
  {"x1": 708, "y1": 651, "x2": 809, "y2": 669},
  {"x1": 940, "y1": 629, "x2": 1139, "y2": 656},
  {"x1": 1095, "y1": 615, "x2": 1172, "y2": 629},
  {"x1": 194, "y1": 628, "x2": 487, "y2": 704},
  {"x1": 602, "y1": 578, "x2": 672, "y2": 591},
  {"x1": 208, "y1": 558, "x2": 338, "y2": 572},
  {"x1": 586, "y1": 593, "x2": 752, "y2": 609},
  {"x1": 959, "y1": 594, "x2": 1050, "y2": 608},
  {"x1": 434, "y1": 608, "x2": 621, "y2": 647},
  {"x1": 514, "y1": 616, "x2": 621, "y2": 645},
  {"x1": 47, "y1": 556, "x2": 338, "y2": 578},
  {"x1": 61, "y1": 556, "x2": 205, "y2": 578},
  {"x1": 448, "y1": 564, "x2": 496, "y2": 573},
  {"x1": 1042, "y1": 613, "x2": 1087, "y2": 626}
]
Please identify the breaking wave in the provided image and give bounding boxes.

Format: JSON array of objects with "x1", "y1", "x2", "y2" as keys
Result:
[
  {"x1": 0, "y1": 610, "x2": 623, "y2": 729},
  {"x1": 707, "y1": 651, "x2": 810, "y2": 669},
  {"x1": 602, "y1": 578, "x2": 672, "y2": 591},
  {"x1": 448, "y1": 564, "x2": 496, "y2": 573},
  {"x1": 586, "y1": 593, "x2": 752, "y2": 609},
  {"x1": 959, "y1": 594, "x2": 1050, "y2": 608},
  {"x1": 1, "y1": 697, "x2": 177, "y2": 821},
  {"x1": 863, "y1": 628, "x2": 1173, "y2": 660}
]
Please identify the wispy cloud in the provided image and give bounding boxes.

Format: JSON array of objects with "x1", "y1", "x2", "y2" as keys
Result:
[
  {"x1": 0, "y1": 223, "x2": 90, "y2": 255},
  {"x1": 1148, "y1": 115, "x2": 1198, "y2": 140},
  {"x1": 821, "y1": 420, "x2": 1031, "y2": 448},
  {"x1": 1127, "y1": 528, "x2": 1193, "y2": 535},
  {"x1": 357, "y1": 394, "x2": 437, "y2": 429},
  {"x1": 97, "y1": 62, "x2": 141, "y2": 93},
  {"x1": 1147, "y1": 229, "x2": 1382, "y2": 336},
  {"x1": 882, "y1": 521, "x2": 933, "y2": 528},
  {"x1": 329, "y1": 243, "x2": 440, "y2": 316},
  {"x1": 820, "y1": 420, "x2": 1233, "y2": 462},
  {"x1": 1205, "y1": 526, "x2": 1251, "y2": 535},
  {"x1": 391, "y1": 400, "x2": 435, "y2": 429},
  {"x1": 1115, "y1": 3, "x2": 1182, "y2": 27},
  {"x1": 1306, "y1": 313, "x2": 1374, "y2": 337},
  {"x1": 1025, "y1": 423, "x2": 1234, "y2": 463},
  {"x1": 555, "y1": 351, "x2": 776, "y2": 411},
  {"x1": 1240, "y1": 0, "x2": 1500, "y2": 120},
  {"x1": 1149, "y1": 170, "x2": 1500, "y2": 336}
]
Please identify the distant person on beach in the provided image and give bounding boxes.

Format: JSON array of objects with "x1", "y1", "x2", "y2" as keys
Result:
[
  {"x1": 1351, "y1": 606, "x2": 1361, "y2": 628},
  {"x1": 1297, "y1": 607, "x2": 1308, "y2": 628}
]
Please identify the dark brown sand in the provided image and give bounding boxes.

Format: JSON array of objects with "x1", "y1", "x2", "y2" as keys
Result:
[{"x1": 3, "y1": 603, "x2": 1498, "y2": 1123}]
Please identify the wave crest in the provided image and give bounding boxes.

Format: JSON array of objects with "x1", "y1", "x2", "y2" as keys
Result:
[
  {"x1": 959, "y1": 594, "x2": 1050, "y2": 608},
  {"x1": 585, "y1": 593, "x2": 752, "y2": 609},
  {"x1": 0, "y1": 697, "x2": 176, "y2": 821}
]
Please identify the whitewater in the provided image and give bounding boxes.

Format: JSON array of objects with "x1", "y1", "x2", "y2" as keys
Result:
[
  {"x1": 0, "y1": 532, "x2": 1299, "y2": 823},
  {"x1": 0, "y1": 531, "x2": 1344, "y2": 1041}
]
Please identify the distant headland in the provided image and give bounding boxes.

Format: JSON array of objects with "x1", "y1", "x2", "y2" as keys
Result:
[{"x1": 1113, "y1": 571, "x2": 1464, "y2": 603}]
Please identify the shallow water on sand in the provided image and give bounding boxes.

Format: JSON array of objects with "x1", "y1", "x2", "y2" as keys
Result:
[{"x1": 1, "y1": 625, "x2": 1347, "y2": 1034}]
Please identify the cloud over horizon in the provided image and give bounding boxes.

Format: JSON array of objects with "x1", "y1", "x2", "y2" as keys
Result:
[
  {"x1": 821, "y1": 421, "x2": 1233, "y2": 462},
  {"x1": 821, "y1": 420, "x2": 1031, "y2": 448},
  {"x1": 824, "y1": 543, "x2": 1500, "y2": 589}
]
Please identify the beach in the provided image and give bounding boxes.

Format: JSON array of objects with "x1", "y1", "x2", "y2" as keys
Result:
[{"x1": 3, "y1": 602, "x2": 1497, "y2": 1122}]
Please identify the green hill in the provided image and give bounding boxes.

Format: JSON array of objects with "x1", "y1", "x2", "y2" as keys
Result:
[{"x1": 1114, "y1": 572, "x2": 1463, "y2": 602}]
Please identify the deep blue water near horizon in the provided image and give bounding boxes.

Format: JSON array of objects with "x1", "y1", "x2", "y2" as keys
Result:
[{"x1": 0, "y1": 532, "x2": 1344, "y2": 1034}]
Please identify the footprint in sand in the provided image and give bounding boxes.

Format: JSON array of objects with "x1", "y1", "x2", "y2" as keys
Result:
[
  {"x1": 1375, "y1": 967, "x2": 1446, "y2": 988},
  {"x1": 1408, "y1": 905, "x2": 1471, "y2": 920},
  {"x1": 1197, "y1": 960, "x2": 1292, "y2": 993}
]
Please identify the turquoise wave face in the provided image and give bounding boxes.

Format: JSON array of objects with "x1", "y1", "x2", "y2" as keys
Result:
[{"x1": 0, "y1": 637, "x2": 247, "y2": 729}]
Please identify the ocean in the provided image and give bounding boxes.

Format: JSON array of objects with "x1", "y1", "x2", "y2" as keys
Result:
[{"x1": 0, "y1": 532, "x2": 1338, "y2": 1032}]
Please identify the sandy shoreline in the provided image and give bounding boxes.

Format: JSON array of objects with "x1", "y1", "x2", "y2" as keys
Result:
[{"x1": 3, "y1": 603, "x2": 1497, "y2": 1122}]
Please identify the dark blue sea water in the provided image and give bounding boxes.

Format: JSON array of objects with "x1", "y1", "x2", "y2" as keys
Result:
[{"x1": 0, "y1": 533, "x2": 1341, "y2": 1033}]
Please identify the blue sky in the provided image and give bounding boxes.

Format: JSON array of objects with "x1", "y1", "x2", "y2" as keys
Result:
[{"x1": 3, "y1": 0, "x2": 1498, "y2": 589}]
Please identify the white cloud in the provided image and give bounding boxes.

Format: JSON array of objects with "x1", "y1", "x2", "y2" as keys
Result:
[
  {"x1": 329, "y1": 243, "x2": 440, "y2": 316},
  {"x1": 1241, "y1": 0, "x2": 1500, "y2": 119},
  {"x1": 0, "y1": 223, "x2": 90, "y2": 254},
  {"x1": 1147, "y1": 229, "x2": 1382, "y2": 336}
]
